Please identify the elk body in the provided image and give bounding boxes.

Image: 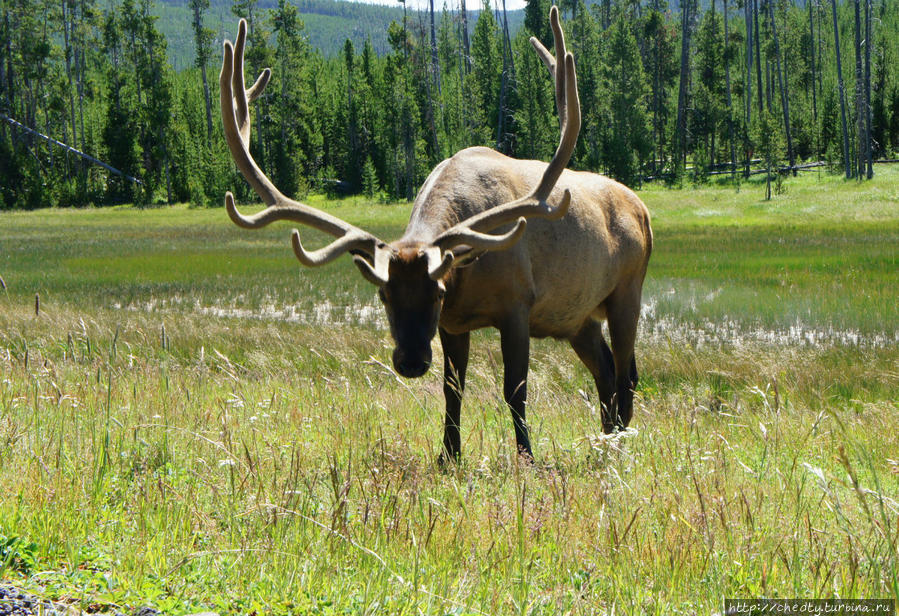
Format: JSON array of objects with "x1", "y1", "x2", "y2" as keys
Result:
[{"x1": 220, "y1": 8, "x2": 652, "y2": 461}]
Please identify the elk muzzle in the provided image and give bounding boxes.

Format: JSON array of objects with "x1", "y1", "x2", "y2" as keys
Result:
[{"x1": 392, "y1": 345, "x2": 432, "y2": 378}]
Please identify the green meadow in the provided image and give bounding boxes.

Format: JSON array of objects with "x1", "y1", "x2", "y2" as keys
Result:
[{"x1": 0, "y1": 170, "x2": 897, "y2": 614}]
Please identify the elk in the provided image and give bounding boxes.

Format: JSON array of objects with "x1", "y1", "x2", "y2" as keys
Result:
[{"x1": 220, "y1": 8, "x2": 652, "y2": 461}]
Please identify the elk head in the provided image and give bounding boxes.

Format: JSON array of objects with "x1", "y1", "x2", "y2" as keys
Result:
[{"x1": 220, "y1": 9, "x2": 579, "y2": 378}]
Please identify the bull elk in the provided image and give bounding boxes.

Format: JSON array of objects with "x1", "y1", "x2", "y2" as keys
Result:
[{"x1": 220, "y1": 8, "x2": 652, "y2": 461}]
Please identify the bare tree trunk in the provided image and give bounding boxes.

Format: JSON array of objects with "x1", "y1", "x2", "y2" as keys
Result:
[
  {"x1": 864, "y1": 0, "x2": 872, "y2": 178},
  {"x1": 744, "y1": 0, "x2": 753, "y2": 175},
  {"x1": 753, "y1": 0, "x2": 763, "y2": 115},
  {"x1": 817, "y1": 0, "x2": 825, "y2": 106},
  {"x1": 654, "y1": 26, "x2": 663, "y2": 174},
  {"x1": 191, "y1": 1, "x2": 214, "y2": 140},
  {"x1": 3, "y1": 10, "x2": 14, "y2": 115},
  {"x1": 674, "y1": 0, "x2": 692, "y2": 171},
  {"x1": 162, "y1": 136, "x2": 172, "y2": 204},
  {"x1": 831, "y1": 0, "x2": 851, "y2": 178},
  {"x1": 200, "y1": 63, "x2": 213, "y2": 141},
  {"x1": 496, "y1": 56, "x2": 507, "y2": 151},
  {"x1": 62, "y1": 0, "x2": 78, "y2": 152},
  {"x1": 401, "y1": 0, "x2": 407, "y2": 59},
  {"x1": 808, "y1": 0, "x2": 818, "y2": 124},
  {"x1": 460, "y1": 0, "x2": 470, "y2": 73},
  {"x1": 723, "y1": 0, "x2": 736, "y2": 175},
  {"x1": 853, "y1": 0, "x2": 864, "y2": 178},
  {"x1": 78, "y1": 0, "x2": 86, "y2": 151},
  {"x1": 501, "y1": 0, "x2": 514, "y2": 79},
  {"x1": 495, "y1": 0, "x2": 514, "y2": 152},
  {"x1": 418, "y1": 9, "x2": 439, "y2": 158},
  {"x1": 768, "y1": 0, "x2": 794, "y2": 173},
  {"x1": 429, "y1": 0, "x2": 441, "y2": 95},
  {"x1": 404, "y1": 119, "x2": 414, "y2": 201}
]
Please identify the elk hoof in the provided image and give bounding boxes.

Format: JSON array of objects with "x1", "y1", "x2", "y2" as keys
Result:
[
  {"x1": 516, "y1": 446, "x2": 536, "y2": 465},
  {"x1": 436, "y1": 450, "x2": 461, "y2": 471}
]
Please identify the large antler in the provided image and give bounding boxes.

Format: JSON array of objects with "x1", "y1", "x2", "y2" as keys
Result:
[
  {"x1": 430, "y1": 5, "x2": 580, "y2": 259},
  {"x1": 221, "y1": 19, "x2": 387, "y2": 269}
]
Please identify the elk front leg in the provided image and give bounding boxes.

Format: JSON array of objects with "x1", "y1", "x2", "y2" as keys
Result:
[
  {"x1": 439, "y1": 328, "x2": 470, "y2": 464},
  {"x1": 500, "y1": 313, "x2": 533, "y2": 459}
]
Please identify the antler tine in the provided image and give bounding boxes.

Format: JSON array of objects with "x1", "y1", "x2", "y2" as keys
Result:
[
  {"x1": 353, "y1": 250, "x2": 391, "y2": 286},
  {"x1": 532, "y1": 51, "x2": 580, "y2": 202},
  {"x1": 291, "y1": 227, "x2": 382, "y2": 267},
  {"x1": 221, "y1": 19, "x2": 385, "y2": 265},
  {"x1": 529, "y1": 6, "x2": 568, "y2": 133},
  {"x1": 432, "y1": 218, "x2": 529, "y2": 256},
  {"x1": 432, "y1": 8, "x2": 579, "y2": 253}
]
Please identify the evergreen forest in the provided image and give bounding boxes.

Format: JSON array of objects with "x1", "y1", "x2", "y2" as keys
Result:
[{"x1": 1, "y1": 0, "x2": 897, "y2": 210}]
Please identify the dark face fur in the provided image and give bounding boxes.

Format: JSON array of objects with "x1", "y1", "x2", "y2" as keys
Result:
[{"x1": 378, "y1": 249, "x2": 446, "y2": 378}]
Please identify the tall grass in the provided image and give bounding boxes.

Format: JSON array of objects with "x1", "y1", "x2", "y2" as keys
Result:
[{"x1": 0, "y1": 170, "x2": 896, "y2": 613}]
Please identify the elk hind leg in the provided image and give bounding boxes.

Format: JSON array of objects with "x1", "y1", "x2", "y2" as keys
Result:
[
  {"x1": 500, "y1": 312, "x2": 533, "y2": 459},
  {"x1": 605, "y1": 284, "x2": 642, "y2": 430},
  {"x1": 569, "y1": 319, "x2": 617, "y2": 433}
]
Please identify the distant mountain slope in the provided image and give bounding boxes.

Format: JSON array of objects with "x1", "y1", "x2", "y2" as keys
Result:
[{"x1": 154, "y1": 0, "x2": 523, "y2": 68}]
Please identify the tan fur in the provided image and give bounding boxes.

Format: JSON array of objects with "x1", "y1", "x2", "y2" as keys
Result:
[{"x1": 412, "y1": 147, "x2": 652, "y2": 340}]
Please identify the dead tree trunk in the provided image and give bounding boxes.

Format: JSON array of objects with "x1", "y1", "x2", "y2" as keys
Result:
[
  {"x1": 62, "y1": 0, "x2": 78, "y2": 150},
  {"x1": 495, "y1": 0, "x2": 514, "y2": 152},
  {"x1": 191, "y1": 0, "x2": 214, "y2": 141},
  {"x1": 753, "y1": 0, "x2": 763, "y2": 115},
  {"x1": 808, "y1": 0, "x2": 817, "y2": 123},
  {"x1": 674, "y1": 0, "x2": 693, "y2": 171},
  {"x1": 77, "y1": 0, "x2": 87, "y2": 151},
  {"x1": 831, "y1": 0, "x2": 851, "y2": 178},
  {"x1": 429, "y1": 0, "x2": 441, "y2": 95},
  {"x1": 864, "y1": 0, "x2": 872, "y2": 178},
  {"x1": 723, "y1": 0, "x2": 736, "y2": 174},
  {"x1": 853, "y1": 0, "x2": 864, "y2": 178},
  {"x1": 744, "y1": 0, "x2": 753, "y2": 175},
  {"x1": 460, "y1": 0, "x2": 471, "y2": 74},
  {"x1": 768, "y1": 0, "x2": 795, "y2": 173}
]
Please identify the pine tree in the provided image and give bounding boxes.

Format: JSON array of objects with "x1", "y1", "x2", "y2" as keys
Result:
[
  {"x1": 693, "y1": 8, "x2": 725, "y2": 174},
  {"x1": 524, "y1": 0, "x2": 552, "y2": 49},
  {"x1": 567, "y1": 0, "x2": 602, "y2": 169},
  {"x1": 271, "y1": 0, "x2": 312, "y2": 196},
  {"x1": 642, "y1": 8, "x2": 678, "y2": 176},
  {"x1": 753, "y1": 108, "x2": 784, "y2": 199},
  {"x1": 601, "y1": 16, "x2": 652, "y2": 186},
  {"x1": 469, "y1": 0, "x2": 502, "y2": 143},
  {"x1": 189, "y1": 0, "x2": 214, "y2": 141},
  {"x1": 101, "y1": 9, "x2": 140, "y2": 203}
]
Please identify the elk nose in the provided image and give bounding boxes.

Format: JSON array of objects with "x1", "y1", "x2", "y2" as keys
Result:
[{"x1": 393, "y1": 349, "x2": 431, "y2": 378}]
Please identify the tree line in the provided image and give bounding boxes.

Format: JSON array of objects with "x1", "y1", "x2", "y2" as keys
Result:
[{"x1": 1, "y1": 0, "x2": 898, "y2": 210}]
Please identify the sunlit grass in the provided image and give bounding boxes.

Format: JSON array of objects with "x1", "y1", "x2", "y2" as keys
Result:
[{"x1": 0, "y1": 170, "x2": 897, "y2": 614}]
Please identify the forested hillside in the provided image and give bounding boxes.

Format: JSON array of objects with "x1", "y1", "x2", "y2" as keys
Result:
[
  {"x1": 155, "y1": 0, "x2": 475, "y2": 64},
  {"x1": 1, "y1": 0, "x2": 897, "y2": 210}
]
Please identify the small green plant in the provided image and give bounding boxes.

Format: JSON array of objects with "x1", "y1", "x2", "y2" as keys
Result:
[
  {"x1": 0, "y1": 533, "x2": 37, "y2": 575},
  {"x1": 362, "y1": 156, "x2": 380, "y2": 199}
]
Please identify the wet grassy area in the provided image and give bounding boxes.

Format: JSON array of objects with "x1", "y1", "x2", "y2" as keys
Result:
[{"x1": 1, "y1": 171, "x2": 897, "y2": 613}]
